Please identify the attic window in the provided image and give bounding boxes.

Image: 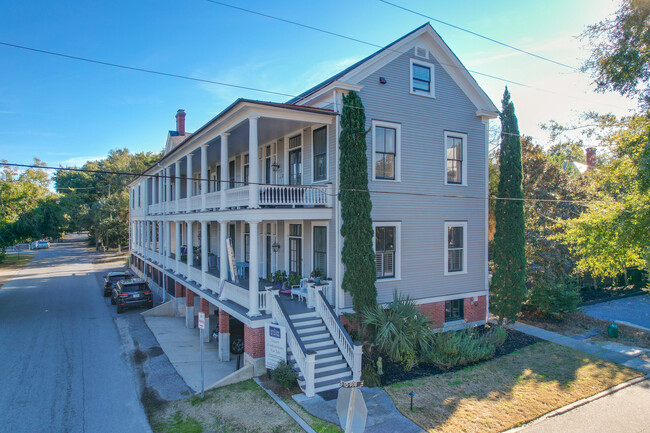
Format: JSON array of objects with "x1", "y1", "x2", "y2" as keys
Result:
[
  {"x1": 415, "y1": 46, "x2": 428, "y2": 59},
  {"x1": 410, "y1": 58, "x2": 435, "y2": 98}
]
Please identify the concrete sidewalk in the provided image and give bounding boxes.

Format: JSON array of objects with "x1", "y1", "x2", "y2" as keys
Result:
[
  {"x1": 144, "y1": 316, "x2": 238, "y2": 393},
  {"x1": 511, "y1": 322, "x2": 650, "y2": 373}
]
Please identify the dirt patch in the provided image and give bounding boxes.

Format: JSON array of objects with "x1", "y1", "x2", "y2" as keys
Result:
[
  {"x1": 0, "y1": 253, "x2": 35, "y2": 289},
  {"x1": 371, "y1": 327, "x2": 541, "y2": 386},
  {"x1": 522, "y1": 311, "x2": 650, "y2": 349},
  {"x1": 141, "y1": 386, "x2": 167, "y2": 418},
  {"x1": 149, "y1": 379, "x2": 303, "y2": 433},
  {"x1": 385, "y1": 342, "x2": 643, "y2": 433}
]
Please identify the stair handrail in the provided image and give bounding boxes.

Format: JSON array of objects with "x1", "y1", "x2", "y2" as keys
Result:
[
  {"x1": 315, "y1": 288, "x2": 363, "y2": 381},
  {"x1": 272, "y1": 294, "x2": 317, "y2": 397}
]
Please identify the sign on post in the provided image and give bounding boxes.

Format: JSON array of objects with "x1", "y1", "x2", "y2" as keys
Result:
[
  {"x1": 336, "y1": 382, "x2": 367, "y2": 433},
  {"x1": 264, "y1": 323, "x2": 287, "y2": 369},
  {"x1": 198, "y1": 312, "x2": 205, "y2": 330}
]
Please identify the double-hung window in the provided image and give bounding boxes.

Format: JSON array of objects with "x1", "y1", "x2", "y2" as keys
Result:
[
  {"x1": 243, "y1": 154, "x2": 249, "y2": 186},
  {"x1": 375, "y1": 226, "x2": 395, "y2": 278},
  {"x1": 410, "y1": 59, "x2": 435, "y2": 98},
  {"x1": 445, "y1": 299, "x2": 464, "y2": 322},
  {"x1": 313, "y1": 126, "x2": 327, "y2": 182},
  {"x1": 229, "y1": 160, "x2": 236, "y2": 189},
  {"x1": 444, "y1": 132, "x2": 467, "y2": 185},
  {"x1": 313, "y1": 226, "x2": 327, "y2": 277},
  {"x1": 444, "y1": 222, "x2": 467, "y2": 275},
  {"x1": 372, "y1": 120, "x2": 400, "y2": 181}
]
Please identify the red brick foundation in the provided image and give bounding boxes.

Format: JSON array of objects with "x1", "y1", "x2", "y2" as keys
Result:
[
  {"x1": 200, "y1": 298, "x2": 210, "y2": 315},
  {"x1": 418, "y1": 302, "x2": 446, "y2": 328},
  {"x1": 174, "y1": 281, "x2": 185, "y2": 298},
  {"x1": 218, "y1": 309, "x2": 230, "y2": 333},
  {"x1": 186, "y1": 290, "x2": 194, "y2": 307},
  {"x1": 464, "y1": 295, "x2": 487, "y2": 323},
  {"x1": 244, "y1": 325, "x2": 265, "y2": 359}
]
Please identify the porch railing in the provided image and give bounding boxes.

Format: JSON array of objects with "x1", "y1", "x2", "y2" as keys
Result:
[
  {"x1": 225, "y1": 186, "x2": 249, "y2": 208},
  {"x1": 220, "y1": 280, "x2": 249, "y2": 308},
  {"x1": 259, "y1": 184, "x2": 329, "y2": 206},
  {"x1": 272, "y1": 293, "x2": 316, "y2": 397},
  {"x1": 314, "y1": 287, "x2": 362, "y2": 381},
  {"x1": 205, "y1": 190, "x2": 221, "y2": 209},
  {"x1": 189, "y1": 195, "x2": 202, "y2": 211}
]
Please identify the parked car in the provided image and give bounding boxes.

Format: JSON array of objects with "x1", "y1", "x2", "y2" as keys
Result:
[
  {"x1": 111, "y1": 278, "x2": 153, "y2": 313},
  {"x1": 103, "y1": 271, "x2": 132, "y2": 297},
  {"x1": 36, "y1": 240, "x2": 50, "y2": 249},
  {"x1": 212, "y1": 317, "x2": 244, "y2": 354}
]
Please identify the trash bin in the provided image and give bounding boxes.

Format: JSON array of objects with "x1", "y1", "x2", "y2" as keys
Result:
[{"x1": 607, "y1": 322, "x2": 619, "y2": 338}]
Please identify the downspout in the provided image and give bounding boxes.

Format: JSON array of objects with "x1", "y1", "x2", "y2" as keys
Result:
[{"x1": 334, "y1": 90, "x2": 342, "y2": 317}]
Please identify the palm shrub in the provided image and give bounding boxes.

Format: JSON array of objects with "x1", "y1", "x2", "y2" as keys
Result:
[
  {"x1": 361, "y1": 291, "x2": 434, "y2": 368},
  {"x1": 421, "y1": 326, "x2": 506, "y2": 369}
]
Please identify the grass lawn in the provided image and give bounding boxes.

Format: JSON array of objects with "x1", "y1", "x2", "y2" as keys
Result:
[
  {"x1": 384, "y1": 342, "x2": 643, "y2": 433},
  {"x1": 0, "y1": 253, "x2": 35, "y2": 289},
  {"x1": 149, "y1": 379, "x2": 304, "y2": 433}
]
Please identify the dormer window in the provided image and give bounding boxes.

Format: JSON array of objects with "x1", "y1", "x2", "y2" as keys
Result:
[{"x1": 410, "y1": 58, "x2": 435, "y2": 98}]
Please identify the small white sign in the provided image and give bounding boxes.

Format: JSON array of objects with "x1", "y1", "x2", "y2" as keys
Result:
[
  {"x1": 264, "y1": 323, "x2": 287, "y2": 369},
  {"x1": 198, "y1": 312, "x2": 205, "y2": 330}
]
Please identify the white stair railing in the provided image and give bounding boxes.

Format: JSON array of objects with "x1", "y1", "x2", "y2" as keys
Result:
[
  {"x1": 271, "y1": 293, "x2": 316, "y2": 397},
  {"x1": 314, "y1": 287, "x2": 363, "y2": 381}
]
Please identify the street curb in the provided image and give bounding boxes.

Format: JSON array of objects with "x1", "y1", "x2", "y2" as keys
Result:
[
  {"x1": 503, "y1": 374, "x2": 650, "y2": 432},
  {"x1": 253, "y1": 377, "x2": 317, "y2": 433}
]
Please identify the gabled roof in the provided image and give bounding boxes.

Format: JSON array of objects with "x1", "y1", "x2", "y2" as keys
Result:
[{"x1": 288, "y1": 23, "x2": 498, "y2": 115}]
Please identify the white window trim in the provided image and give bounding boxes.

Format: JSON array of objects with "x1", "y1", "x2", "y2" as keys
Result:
[
  {"x1": 414, "y1": 44, "x2": 429, "y2": 60},
  {"x1": 373, "y1": 221, "x2": 401, "y2": 281},
  {"x1": 311, "y1": 125, "x2": 329, "y2": 183},
  {"x1": 311, "y1": 221, "x2": 329, "y2": 278},
  {"x1": 284, "y1": 220, "x2": 304, "y2": 277},
  {"x1": 444, "y1": 221, "x2": 468, "y2": 276},
  {"x1": 371, "y1": 120, "x2": 401, "y2": 182},
  {"x1": 443, "y1": 131, "x2": 468, "y2": 186},
  {"x1": 410, "y1": 58, "x2": 435, "y2": 99},
  {"x1": 283, "y1": 128, "x2": 304, "y2": 186}
]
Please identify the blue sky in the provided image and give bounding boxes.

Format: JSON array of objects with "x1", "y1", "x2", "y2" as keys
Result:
[{"x1": 0, "y1": 0, "x2": 636, "y2": 169}]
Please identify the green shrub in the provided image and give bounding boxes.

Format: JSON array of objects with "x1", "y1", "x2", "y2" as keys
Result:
[
  {"x1": 271, "y1": 361, "x2": 297, "y2": 390},
  {"x1": 361, "y1": 291, "x2": 434, "y2": 362},
  {"x1": 526, "y1": 277, "x2": 581, "y2": 315},
  {"x1": 361, "y1": 365, "x2": 381, "y2": 387},
  {"x1": 421, "y1": 328, "x2": 498, "y2": 369},
  {"x1": 487, "y1": 325, "x2": 507, "y2": 348}
]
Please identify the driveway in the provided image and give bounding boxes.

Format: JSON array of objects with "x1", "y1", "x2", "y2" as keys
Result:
[
  {"x1": 582, "y1": 294, "x2": 650, "y2": 329},
  {"x1": 0, "y1": 234, "x2": 158, "y2": 433}
]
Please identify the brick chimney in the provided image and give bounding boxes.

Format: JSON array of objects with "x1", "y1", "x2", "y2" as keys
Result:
[
  {"x1": 585, "y1": 147, "x2": 596, "y2": 169},
  {"x1": 175, "y1": 109, "x2": 186, "y2": 136}
]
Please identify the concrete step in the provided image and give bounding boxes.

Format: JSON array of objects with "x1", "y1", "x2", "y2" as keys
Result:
[
  {"x1": 304, "y1": 337, "x2": 333, "y2": 349},
  {"x1": 295, "y1": 323, "x2": 326, "y2": 334},
  {"x1": 288, "y1": 351, "x2": 343, "y2": 364},
  {"x1": 298, "y1": 366, "x2": 351, "y2": 382},
  {"x1": 300, "y1": 329, "x2": 330, "y2": 341},
  {"x1": 288, "y1": 310, "x2": 316, "y2": 320},
  {"x1": 292, "y1": 316, "x2": 322, "y2": 328}
]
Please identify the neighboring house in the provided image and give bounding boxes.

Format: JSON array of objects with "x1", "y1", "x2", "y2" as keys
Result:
[{"x1": 128, "y1": 23, "x2": 498, "y2": 396}]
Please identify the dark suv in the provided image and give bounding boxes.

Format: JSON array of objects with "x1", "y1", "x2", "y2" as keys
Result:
[
  {"x1": 111, "y1": 278, "x2": 153, "y2": 313},
  {"x1": 103, "y1": 271, "x2": 132, "y2": 297}
]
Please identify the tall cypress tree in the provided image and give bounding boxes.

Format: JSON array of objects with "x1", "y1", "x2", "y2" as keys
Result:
[
  {"x1": 491, "y1": 87, "x2": 526, "y2": 325},
  {"x1": 339, "y1": 91, "x2": 377, "y2": 312}
]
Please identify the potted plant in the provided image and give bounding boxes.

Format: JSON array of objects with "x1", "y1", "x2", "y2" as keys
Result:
[
  {"x1": 310, "y1": 268, "x2": 324, "y2": 284},
  {"x1": 269, "y1": 270, "x2": 288, "y2": 290},
  {"x1": 287, "y1": 273, "x2": 302, "y2": 287}
]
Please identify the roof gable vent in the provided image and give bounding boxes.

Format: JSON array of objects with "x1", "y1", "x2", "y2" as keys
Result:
[{"x1": 415, "y1": 46, "x2": 428, "y2": 59}]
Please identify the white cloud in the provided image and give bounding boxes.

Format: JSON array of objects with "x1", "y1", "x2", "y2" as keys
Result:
[{"x1": 60, "y1": 156, "x2": 106, "y2": 167}]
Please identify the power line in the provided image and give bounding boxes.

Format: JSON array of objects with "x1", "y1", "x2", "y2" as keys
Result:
[
  {"x1": 0, "y1": 161, "x2": 603, "y2": 206},
  {"x1": 379, "y1": 0, "x2": 578, "y2": 71}
]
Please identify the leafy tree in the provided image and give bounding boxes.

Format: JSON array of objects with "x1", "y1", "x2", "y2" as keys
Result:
[
  {"x1": 339, "y1": 91, "x2": 377, "y2": 312},
  {"x1": 490, "y1": 88, "x2": 527, "y2": 325},
  {"x1": 582, "y1": 0, "x2": 650, "y2": 106}
]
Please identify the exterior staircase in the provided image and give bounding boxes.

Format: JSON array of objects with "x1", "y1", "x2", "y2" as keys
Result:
[{"x1": 287, "y1": 310, "x2": 352, "y2": 393}]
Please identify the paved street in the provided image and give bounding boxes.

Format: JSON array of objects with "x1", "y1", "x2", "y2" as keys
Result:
[
  {"x1": 521, "y1": 379, "x2": 650, "y2": 433},
  {"x1": 583, "y1": 294, "x2": 650, "y2": 329},
  {"x1": 0, "y1": 234, "x2": 152, "y2": 433}
]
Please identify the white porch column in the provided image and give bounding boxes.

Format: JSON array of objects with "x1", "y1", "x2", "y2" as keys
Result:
[
  {"x1": 201, "y1": 221, "x2": 208, "y2": 287},
  {"x1": 186, "y1": 153, "x2": 193, "y2": 212},
  {"x1": 248, "y1": 220, "x2": 260, "y2": 316},
  {"x1": 165, "y1": 167, "x2": 171, "y2": 206},
  {"x1": 187, "y1": 221, "x2": 194, "y2": 267},
  {"x1": 153, "y1": 221, "x2": 159, "y2": 253},
  {"x1": 220, "y1": 221, "x2": 228, "y2": 281},
  {"x1": 248, "y1": 117, "x2": 260, "y2": 208},
  {"x1": 174, "y1": 160, "x2": 181, "y2": 211},
  {"x1": 152, "y1": 175, "x2": 157, "y2": 204},
  {"x1": 220, "y1": 133, "x2": 229, "y2": 210},
  {"x1": 165, "y1": 221, "x2": 171, "y2": 257},
  {"x1": 175, "y1": 221, "x2": 181, "y2": 265},
  {"x1": 158, "y1": 172, "x2": 163, "y2": 205},
  {"x1": 201, "y1": 144, "x2": 208, "y2": 211}
]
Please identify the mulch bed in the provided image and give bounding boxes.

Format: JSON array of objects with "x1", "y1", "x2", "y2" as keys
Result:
[
  {"x1": 580, "y1": 284, "x2": 648, "y2": 305},
  {"x1": 374, "y1": 327, "x2": 542, "y2": 386}
]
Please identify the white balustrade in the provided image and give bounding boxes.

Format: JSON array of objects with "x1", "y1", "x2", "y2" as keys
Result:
[
  {"x1": 189, "y1": 195, "x2": 203, "y2": 211},
  {"x1": 224, "y1": 186, "x2": 249, "y2": 208},
  {"x1": 205, "y1": 273, "x2": 219, "y2": 292},
  {"x1": 259, "y1": 185, "x2": 329, "y2": 206},
  {"x1": 189, "y1": 265, "x2": 202, "y2": 283},
  {"x1": 314, "y1": 287, "x2": 362, "y2": 382},
  {"x1": 221, "y1": 280, "x2": 250, "y2": 308},
  {"x1": 205, "y1": 191, "x2": 221, "y2": 209},
  {"x1": 149, "y1": 203, "x2": 162, "y2": 214}
]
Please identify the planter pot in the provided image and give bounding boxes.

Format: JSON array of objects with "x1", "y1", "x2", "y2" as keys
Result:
[{"x1": 314, "y1": 277, "x2": 321, "y2": 284}]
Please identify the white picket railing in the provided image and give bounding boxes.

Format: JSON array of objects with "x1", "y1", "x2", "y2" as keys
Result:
[
  {"x1": 259, "y1": 184, "x2": 329, "y2": 206},
  {"x1": 225, "y1": 186, "x2": 249, "y2": 208},
  {"x1": 205, "y1": 191, "x2": 221, "y2": 209},
  {"x1": 271, "y1": 292, "x2": 316, "y2": 396},
  {"x1": 176, "y1": 198, "x2": 187, "y2": 212},
  {"x1": 149, "y1": 203, "x2": 162, "y2": 214},
  {"x1": 189, "y1": 195, "x2": 202, "y2": 211},
  {"x1": 220, "y1": 280, "x2": 250, "y2": 308},
  {"x1": 189, "y1": 265, "x2": 202, "y2": 284},
  {"x1": 314, "y1": 287, "x2": 362, "y2": 381}
]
